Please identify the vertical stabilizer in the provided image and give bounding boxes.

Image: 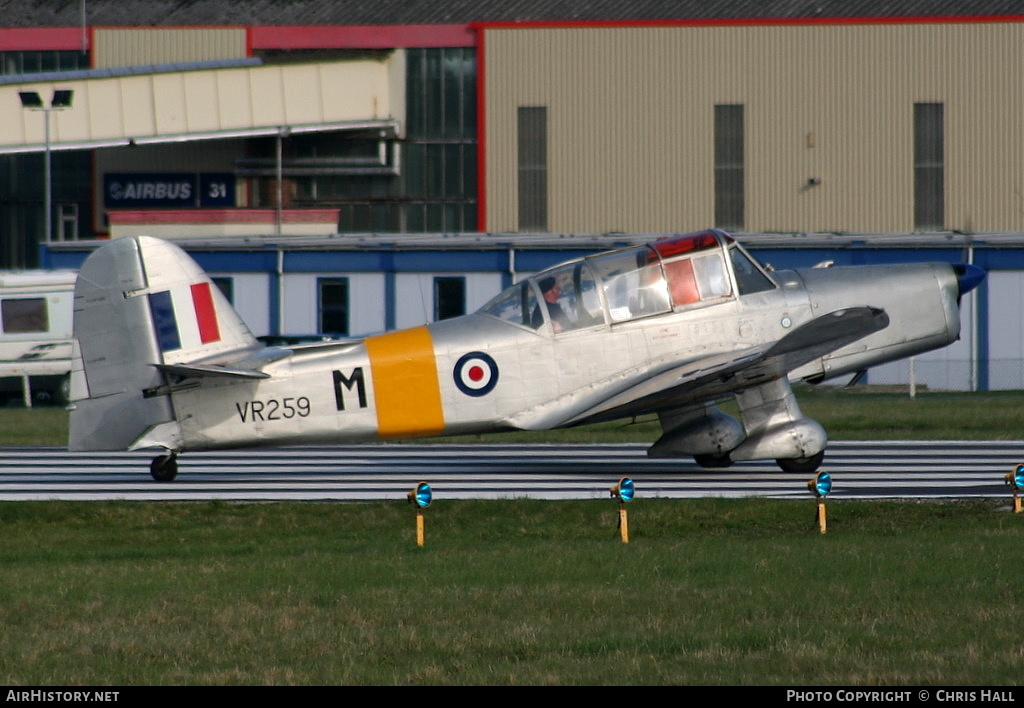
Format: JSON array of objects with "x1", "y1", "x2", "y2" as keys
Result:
[{"x1": 69, "y1": 236, "x2": 259, "y2": 451}]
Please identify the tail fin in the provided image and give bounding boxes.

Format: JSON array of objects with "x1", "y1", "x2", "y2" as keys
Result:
[{"x1": 69, "y1": 236, "x2": 259, "y2": 451}]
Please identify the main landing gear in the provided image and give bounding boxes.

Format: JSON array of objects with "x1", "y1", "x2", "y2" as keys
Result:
[
  {"x1": 774, "y1": 450, "x2": 826, "y2": 475},
  {"x1": 694, "y1": 449, "x2": 826, "y2": 474},
  {"x1": 150, "y1": 452, "x2": 179, "y2": 482}
]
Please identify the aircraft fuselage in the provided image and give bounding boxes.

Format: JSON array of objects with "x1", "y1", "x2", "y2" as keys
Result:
[{"x1": 67, "y1": 230, "x2": 981, "y2": 479}]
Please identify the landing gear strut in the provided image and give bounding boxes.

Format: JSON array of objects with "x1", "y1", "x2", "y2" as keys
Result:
[{"x1": 150, "y1": 452, "x2": 178, "y2": 482}]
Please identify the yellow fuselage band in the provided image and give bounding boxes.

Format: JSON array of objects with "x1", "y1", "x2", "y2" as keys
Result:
[{"x1": 364, "y1": 326, "x2": 445, "y2": 438}]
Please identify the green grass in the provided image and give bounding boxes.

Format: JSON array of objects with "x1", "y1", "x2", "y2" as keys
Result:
[
  {"x1": 0, "y1": 499, "x2": 1021, "y2": 685},
  {"x1": 796, "y1": 388, "x2": 1024, "y2": 441},
  {"x1": 0, "y1": 407, "x2": 68, "y2": 446}
]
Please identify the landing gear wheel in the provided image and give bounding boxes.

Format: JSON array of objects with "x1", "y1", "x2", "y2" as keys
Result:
[
  {"x1": 775, "y1": 451, "x2": 825, "y2": 474},
  {"x1": 150, "y1": 453, "x2": 178, "y2": 482},
  {"x1": 694, "y1": 453, "x2": 733, "y2": 469}
]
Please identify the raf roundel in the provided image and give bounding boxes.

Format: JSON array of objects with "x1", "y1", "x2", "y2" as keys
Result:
[{"x1": 453, "y1": 351, "x2": 499, "y2": 397}]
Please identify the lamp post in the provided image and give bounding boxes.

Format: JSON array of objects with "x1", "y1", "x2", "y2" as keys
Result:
[{"x1": 19, "y1": 89, "x2": 74, "y2": 243}]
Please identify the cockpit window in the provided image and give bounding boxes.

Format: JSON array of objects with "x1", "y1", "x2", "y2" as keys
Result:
[
  {"x1": 661, "y1": 249, "x2": 732, "y2": 307},
  {"x1": 729, "y1": 245, "x2": 776, "y2": 295},
  {"x1": 589, "y1": 247, "x2": 671, "y2": 323},
  {"x1": 530, "y1": 261, "x2": 604, "y2": 333},
  {"x1": 479, "y1": 261, "x2": 604, "y2": 334},
  {"x1": 480, "y1": 281, "x2": 538, "y2": 329},
  {"x1": 480, "y1": 234, "x2": 776, "y2": 331}
]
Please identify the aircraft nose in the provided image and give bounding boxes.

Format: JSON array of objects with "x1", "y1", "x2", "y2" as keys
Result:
[{"x1": 953, "y1": 263, "x2": 985, "y2": 297}]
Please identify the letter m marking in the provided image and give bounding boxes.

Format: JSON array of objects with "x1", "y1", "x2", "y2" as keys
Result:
[{"x1": 333, "y1": 368, "x2": 367, "y2": 410}]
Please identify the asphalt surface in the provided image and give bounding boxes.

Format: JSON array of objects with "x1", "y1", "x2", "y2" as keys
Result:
[{"x1": 0, "y1": 441, "x2": 1019, "y2": 501}]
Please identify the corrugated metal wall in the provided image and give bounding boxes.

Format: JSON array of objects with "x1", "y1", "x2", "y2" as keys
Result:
[
  {"x1": 483, "y1": 22, "x2": 1024, "y2": 234},
  {"x1": 93, "y1": 28, "x2": 248, "y2": 67}
]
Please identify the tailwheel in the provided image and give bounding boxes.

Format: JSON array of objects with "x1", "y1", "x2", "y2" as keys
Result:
[
  {"x1": 150, "y1": 452, "x2": 179, "y2": 482},
  {"x1": 694, "y1": 453, "x2": 733, "y2": 469},
  {"x1": 775, "y1": 450, "x2": 825, "y2": 474}
]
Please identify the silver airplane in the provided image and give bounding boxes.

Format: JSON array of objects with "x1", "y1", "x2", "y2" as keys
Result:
[{"x1": 68, "y1": 230, "x2": 984, "y2": 481}]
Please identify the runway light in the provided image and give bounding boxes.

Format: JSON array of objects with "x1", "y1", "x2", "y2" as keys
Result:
[
  {"x1": 610, "y1": 477, "x2": 635, "y2": 503},
  {"x1": 807, "y1": 471, "x2": 831, "y2": 534},
  {"x1": 1010, "y1": 465, "x2": 1024, "y2": 491},
  {"x1": 808, "y1": 471, "x2": 832, "y2": 498},
  {"x1": 609, "y1": 477, "x2": 635, "y2": 543},
  {"x1": 1004, "y1": 465, "x2": 1024, "y2": 513},
  {"x1": 408, "y1": 481, "x2": 432, "y2": 509},
  {"x1": 407, "y1": 481, "x2": 431, "y2": 547}
]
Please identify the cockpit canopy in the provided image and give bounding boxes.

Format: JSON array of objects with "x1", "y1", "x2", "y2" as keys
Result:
[{"x1": 480, "y1": 229, "x2": 775, "y2": 333}]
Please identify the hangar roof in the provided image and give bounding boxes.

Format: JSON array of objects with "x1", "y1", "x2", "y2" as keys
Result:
[{"x1": 2, "y1": 1, "x2": 1023, "y2": 27}]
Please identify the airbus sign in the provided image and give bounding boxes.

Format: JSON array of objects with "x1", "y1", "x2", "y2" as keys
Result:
[{"x1": 104, "y1": 173, "x2": 234, "y2": 208}]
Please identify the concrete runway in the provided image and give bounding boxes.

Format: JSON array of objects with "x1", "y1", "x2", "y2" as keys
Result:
[{"x1": 0, "y1": 440, "x2": 1020, "y2": 501}]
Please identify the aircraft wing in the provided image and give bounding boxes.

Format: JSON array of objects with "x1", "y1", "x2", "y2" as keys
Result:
[{"x1": 555, "y1": 306, "x2": 889, "y2": 427}]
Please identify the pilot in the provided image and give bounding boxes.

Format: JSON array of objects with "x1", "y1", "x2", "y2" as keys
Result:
[{"x1": 532, "y1": 276, "x2": 571, "y2": 332}]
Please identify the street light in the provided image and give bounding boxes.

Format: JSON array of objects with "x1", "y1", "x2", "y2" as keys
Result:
[{"x1": 19, "y1": 89, "x2": 74, "y2": 243}]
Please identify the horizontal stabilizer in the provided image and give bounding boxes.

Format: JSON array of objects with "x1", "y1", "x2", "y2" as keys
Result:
[
  {"x1": 151, "y1": 338, "x2": 366, "y2": 382},
  {"x1": 154, "y1": 363, "x2": 271, "y2": 380}
]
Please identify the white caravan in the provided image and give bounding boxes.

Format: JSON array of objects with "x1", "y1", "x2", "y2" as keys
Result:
[{"x1": 0, "y1": 270, "x2": 77, "y2": 405}]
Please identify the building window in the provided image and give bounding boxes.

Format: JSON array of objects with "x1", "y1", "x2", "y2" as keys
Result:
[
  {"x1": 914, "y1": 102, "x2": 944, "y2": 230},
  {"x1": 0, "y1": 50, "x2": 87, "y2": 76},
  {"x1": 518, "y1": 106, "x2": 548, "y2": 231},
  {"x1": 434, "y1": 277, "x2": 466, "y2": 321},
  {"x1": 210, "y1": 277, "x2": 234, "y2": 304},
  {"x1": 318, "y1": 278, "x2": 349, "y2": 336},
  {"x1": 714, "y1": 104, "x2": 744, "y2": 230},
  {"x1": 57, "y1": 203, "x2": 78, "y2": 242}
]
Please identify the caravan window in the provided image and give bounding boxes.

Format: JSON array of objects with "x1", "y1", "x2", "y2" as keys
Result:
[{"x1": 1, "y1": 298, "x2": 48, "y2": 334}]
